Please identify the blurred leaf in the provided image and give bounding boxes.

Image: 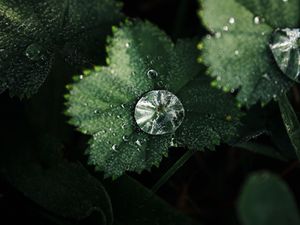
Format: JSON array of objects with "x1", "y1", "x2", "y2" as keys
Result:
[
  {"x1": 232, "y1": 103, "x2": 296, "y2": 160},
  {"x1": 0, "y1": 0, "x2": 123, "y2": 98},
  {"x1": 234, "y1": 142, "x2": 287, "y2": 161},
  {"x1": 0, "y1": 135, "x2": 113, "y2": 224},
  {"x1": 199, "y1": 0, "x2": 299, "y2": 106},
  {"x1": 104, "y1": 175, "x2": 198, "y2": 225},
  {"x1": 65, "y1": 20, "x2": 242, "y2": 178},
  {"x1": 278, "y1": 94, "x2": 300, "y2": 159},
  {"x1": 238, "y1": 172, "x2": 300, "y2": 225}
]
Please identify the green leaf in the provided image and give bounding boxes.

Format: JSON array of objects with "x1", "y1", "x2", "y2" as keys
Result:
[
  {"x1": 65, "y1": 20, "x2": 242, "y2": 178},
  {"x1": 104, "y1": 175, "x2": 198, "y2": 225},
  {"x1": 238, "y1": 172, "x2": 300, "y2": 225},
  {"x1": 0, "y1": 0, "x2": 123, "y2": 98},
  {"x1": 278, "y1": 94, "x2": 300, "y2": 159},
  {"x1": 1, "y1": 135, "x2": 113, "y2": 224},
  {"x1": 199, "y1": 0, "x2": 299, "y2": 106}
]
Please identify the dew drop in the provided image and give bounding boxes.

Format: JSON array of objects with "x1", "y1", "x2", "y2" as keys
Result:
[
  {"x1": 223, "y1": 26, "x2": 229, "y2": 31},
  {"x1": 215, "y1": 32, "x2": 222, "y2": 38},
  {"x1": 147, "y1": 69, "x2": 158, "y2": 79},
  {"x1": 228, "y1": 17, "x2": 235, "y2": 24},
  {"x1": 234, "y1": 50, "x2": 239, "y2": 56},
  {"x1": 269, "y1": 28, "x2": 300, "y2": 82},
  {"x1": 25, "y1": 43, "x2": 43, "y2": 61},
  {"x1": 253, "y1": 16, "x2": 262, "y2": 24},
  {"x1": 262, "y1": 73, "x2": 271, "y2": 80},
  {"x1": 135, "y1": 139, "x2": 142, "y2": 147},
  {"x1": 112, "y1": 144, "x2": 118, "y2": 151},
  {"x1": 134, "y1": 90, "x2": 185, "y2": 135}
]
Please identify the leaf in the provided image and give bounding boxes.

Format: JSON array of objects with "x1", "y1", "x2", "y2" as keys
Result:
[
  {"x1": 278, "y1": 94, "x2": 300, "y2": 159},
  {"x1": 231, "y1": 103, "x2": 296, "y2": 161},
  {"x1": 199, "y1": 0, "x2": 300, "y2": 106},
  {"x1": 104, "y1": 175, "x2": 199, "y2": 225},
  {"x1": 65, "y1": 20, "x2": 242, "y2": 178},
  {"x1": 238, "y1": 172, "x2": 300, "y2": 225},
  {"x1": 0, "y1": 0, "x2": 123, "y2": 98},
  {"x1": 0, "y1": 135, "x2": 113, "y2": 224}
]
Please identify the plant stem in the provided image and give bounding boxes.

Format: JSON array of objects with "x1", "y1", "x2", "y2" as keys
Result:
[
  {"x1": 278, "y1": 94, "x2": 300, "y2": 159},
  {"x1": 152, "y1": 149, "x2": 196, "y2": 193}
]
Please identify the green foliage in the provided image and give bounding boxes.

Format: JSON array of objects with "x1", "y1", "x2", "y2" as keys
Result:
[
  {"x1": 278, "y1": 94, "x2": 300, "y2": 159},
  {"x1": 1, "y1": 135, "x2": 113, "y2": 223},
  {"x1": 199, "y1": 0, "x2": 300, "y2": 106},
  {"x1": 238, "y1": 172, "x2": 300, "y2": 225},
  {"x1": 0, "y1": 0, "x2": 123, "y2": 98},
  {"x1": 65, "y1": 20, "x2": 242, "y2": 178},
  {"x1": 104, "y1": 175, "x2": 198, "y2": 225}
]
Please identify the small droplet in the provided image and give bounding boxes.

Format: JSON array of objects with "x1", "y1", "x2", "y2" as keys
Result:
[
  {"x1": 125, "y1": 42, "x2": 130, "y2": 48},
  {"x1": 147, "y1": 69, "x2": 158, "y2": 79},
  {"x1": 253, "y1": 16, "x2": 262, "y2": 24},
  {"x1": 112, "y1": 144, "x2": 118, "y2": 151},
  {"x1": 134, "y1": 90, "x2": 185, "y2": 135},
  {"x1": 262, "y1": 73, "x2": 271, "y2": 80},
  {"x1": 269, "y1": 28, "x2": 300, "y2": 82},
  {"x1": 135, "y1": 139, "x2": 142, "y2": 147},
  {"x1": 223, "y1": 26, "x2": 229, "y2": 31},
  {"x1": 234, "y1": 50, "x2": 239, "y2": 56},
  {"x1": 215, "y1": 32, "x2": 222, "y2": 38},
  {"x1": 25, "y1": 43, "x2": 43, "y2": 61},
  {"x1": 228, "y1": 17, "x2": 235, "y2": 24}
]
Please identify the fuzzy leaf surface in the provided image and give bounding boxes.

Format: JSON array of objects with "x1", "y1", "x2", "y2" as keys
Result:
[{"x1": 66, "y1": 21, "x2": 242, "y2": 178}]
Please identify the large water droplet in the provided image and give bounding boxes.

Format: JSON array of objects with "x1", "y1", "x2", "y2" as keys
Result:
[
  {"x1": 25, "y1": 43, "x2": 43, "y2": 61},
  {"x1": 134, "y1": 90, "x2": 185, "y2": 135},
  {"x1": 269, "y1": 28, "x2": 300, "y2": 82}
]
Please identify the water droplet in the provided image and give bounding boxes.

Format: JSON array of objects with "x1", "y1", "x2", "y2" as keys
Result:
[
  {"x1": 283, "y1": 0, "x2": 288, "y2": 2},
  {"x1": 223, "y1": 26, "x2": 229, "y2": 31},
  {"x1": 134, "y1": 90, "x2": 185, "y2": 135},
  {"x1": 262, "y1": 73, "x2": 271, "y2": 80},
  {"x1": 228, "y1": 17, "x2": 235, "y2": 24},
  {"x1": 25, "y1": 43, "x2": 43, "y2": 61},
  {"x1": 112, "y1": 144, "x2": 118, "y2": 151},
  {"x1": 215, "y1": 32, "x2": 222, "y2": 38},
  {"x1": 234, "y1": 50, "x2": 239, "y2": 56},
  {"x1": 135, "y1": 139, "x2": 142, "y2": 147},
  {"x1": 253, "y1": 16, "x2": 264, "y2": 24},
  {"x1": 147, "y1": 69, "x2": 158, "y2": 79},
  {"x1": 269, "y1": 28, "x2": 300, "y2": 82},
  {"x1": 125, "y1": 42, "x2": 130, "y2": 48}
]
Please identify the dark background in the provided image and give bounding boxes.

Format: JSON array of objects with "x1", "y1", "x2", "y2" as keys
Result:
[{"x1": 1, "y1": 1, "x2": 300, "y2": 225}]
